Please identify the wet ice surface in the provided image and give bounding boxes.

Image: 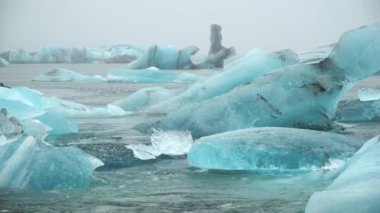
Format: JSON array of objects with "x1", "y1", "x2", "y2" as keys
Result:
[{"x1": 0, "y1": 64, "x2": 379, "y2": 212}]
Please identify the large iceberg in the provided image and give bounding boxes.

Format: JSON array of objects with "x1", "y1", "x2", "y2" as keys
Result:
[
  {"x1": 107, "y1": 68, "x2": 204, "y2": 83},
  {"x1": 33, "y1": 68, "x2": 106, "y2": 82},
  {"x1": 0, "y1": 56, "x2": 9, "y2": 67},
  {"x1": 305, "y1": 136, "x2": 380, "y2": 213},
  {"x1": 141, "y1": 24, "x2": 380, "y2": 137},
  {"x1": 1, "y1": 44, "x2": 143, "y2": 64},
  {"x1": 147, "y1": 49, "x2": 299, "y2": 113},
  {"x1": 0, "y1": 110, "x2": 103, "y2": 190},
  {"x1": 187, "y1": 127, "x2": 362, "y2": 172}
]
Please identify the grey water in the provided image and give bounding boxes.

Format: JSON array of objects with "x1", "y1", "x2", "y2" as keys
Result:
[{"x1": 0, "y1": 64, "x2": 379, "y2": 212}]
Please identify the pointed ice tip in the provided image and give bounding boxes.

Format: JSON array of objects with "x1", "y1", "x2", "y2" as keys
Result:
[{"x1": 330, "y1": 23, "x2": 380, "y2": 82}]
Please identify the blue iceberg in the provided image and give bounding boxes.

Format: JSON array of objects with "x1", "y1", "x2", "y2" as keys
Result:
[
  {"x1": 187, "y1": 127, "x2": 362, "y2": 172},
  {"x1": 305, "y1": 136, "x2": 380, "y2": 213},
  {"x1": 143, "y1": 24, "x2": 380, "y2": 137},
  {"x1": 147, "y1": 49, "x2": 299, "y2": 113},
  {"x1": 107, "y1": 67, "x2": 203, "y2": 83},
  {"x1": 336, "y1": 99, "x2": 380, "y2": 122},
  {"x1": 0, "y1": 110, "x2": 103, "y2": 190},
  {"x1": 34, "y1": 68, "x2": 106, "y2": 82}
]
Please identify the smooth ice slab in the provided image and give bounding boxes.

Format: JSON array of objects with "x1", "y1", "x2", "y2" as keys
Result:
[
  {"x1": 305, "y1": 136, "x2": 380, "y2": 213},
  {"x1": 144, "y1": 24, "x2": 380, "y2": 137},
  {"x1": 107, "y1": 68, "x2": 203, "y2": 83},
  {"x1": 148, "y1": 49, "x2": 299, "y2": 113},
  {"x1": 187, "y1": 127, "x2": 362, "y2": 172},
  {"x1": 127, "y1": 130, "x2": 193, "y2": 160},
  {"x1": 34, "y1": 68, "x2": 106, "y2": 82}
]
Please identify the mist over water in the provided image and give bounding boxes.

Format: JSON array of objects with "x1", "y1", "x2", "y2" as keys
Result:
[{"x1": 1, "y1": 0, "x2": 380, "y2": 55}]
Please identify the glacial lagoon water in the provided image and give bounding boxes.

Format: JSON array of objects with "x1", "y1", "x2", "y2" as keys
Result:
[{"x1": 0, "y1": 64, "x2": 379, "y2": 212}]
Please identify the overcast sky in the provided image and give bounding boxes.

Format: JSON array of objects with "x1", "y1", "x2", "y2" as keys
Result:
[{"x1": 1, "y1": 0, "x2": 379, "y2": 55}]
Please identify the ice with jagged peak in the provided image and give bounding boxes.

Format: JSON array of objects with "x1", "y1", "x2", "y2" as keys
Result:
[
  {"x1": 0, "y1": 57, "x2": 9, "y2": 67},
  {"x1": 188, "y1": 127, "x2": 362, "y2": 172},
  {"x1": 306, "y1": 136, "x2": 380, "y2": 213},
  {"x1": 358, "y1": 88, "x2": 380, "y2": 101},
  {"x1": 0, "y1": 111, "x2": 103, "y2": 190},
  {"x1": 147, "y1": 49, "x2": 299, "y2": 113},
  {"x1": 127, "y1": 45, "x2": 198, "y2": 70},
  {"x1": 336, "y1": 99, "x2": 380, "y2": 122},
  {"x1": 2, "y1": 44, "x2": 143, "y2": 64},
  {"x1": 34, "y1": 68, "x2": 106, "y2": 82},
  {"x1": 0, "y1": 136, "x2": 103, "y2": 190},
  {"x1": 107, "y1": 68, "x2": 203, "y2": 83},
  {"x1": 141, "y1": 24, "x2": 380, "y2": 137},
  {"x1": 113, "y1": 87, "x2": 180, "y2": 111},
  {"x1": 126, "y1": 130, "x2": 193, "y2": 160}
]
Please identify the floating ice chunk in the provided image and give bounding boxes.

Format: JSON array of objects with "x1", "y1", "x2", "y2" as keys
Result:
[
  {"x1": 358, "y1": 88, "x2": 380, "y2": 101},
  {"x1": 127, "y1": 130, "x2": 193, "y2": 160},
  {"x1": 128, "y1": 45, "x2": 198, "y2": 70},
  {"x1": 187, "y1": 127, "x2": 361, "y2": 172},
  {"x1": 148, "y1": 49, "x2": 299, "y2": 113},
  {"x1": 144, "y1": 24, "x2": 380, "y2": 137},
  {"x1": 107, "y1": 68, "x2": 203, "y2": 83},
  {"x1": 45, "y1": 97, "x2": 128, "y2": 118},
  {"x1": 19, "y1": 119, "x2": 51, "y2": 140},
  {"x1": 336, "y1": 99, "x2": 380, "y2": 122},
  {"x1": 34, "y1": 68, "x2": 106, "y2": 82},
  {"x1": 305, "y1": 136, "x2": 380, "y2": 213},
  {"x1": 113, "y1": 87, "x2": 179, "y2": 111},
  {"x1": 0, "y1": 136, "x2": 103, "y2": 190},
  {"x1": 0, "y1": 57, "x2": 9, "y2": 67}
]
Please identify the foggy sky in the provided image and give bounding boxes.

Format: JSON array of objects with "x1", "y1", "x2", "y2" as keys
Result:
[{"x1": 1, "y1": 0, "x2": 380, "y2": 55}]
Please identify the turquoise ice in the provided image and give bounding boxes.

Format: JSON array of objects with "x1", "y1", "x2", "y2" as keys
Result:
[
  {"x1": 187, "y1": 127, "x2": 361, "y2": 172},
  {"x1": 0, "y1": 110, "x2": 103, "y2": 190},
  {"x1": 113, "y1": 87, "x2": 179, "y2": 111},
  {"x1": 336, "y1": 99, "x2": 380, "y2": 122},
  {"x1": 107, "y1": 67, "x2": 203, "y2": 83},
  {"x1": 147, "y1": 49, "x2": 299, "y2": 113},
  {"x1": 145, "y1": 24, "x2": 380, "y2": 137},
  {"x1": 305, "y1": 136, "x2": 380, "y2": 213},
  {"x1": 34, "y1": 68, "x2": 106, "y2": 82}
]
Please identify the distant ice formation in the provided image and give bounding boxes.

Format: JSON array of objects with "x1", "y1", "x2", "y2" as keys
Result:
[
  {"x1": 187, "y1": 127, "x2": 362, "y2": 172},
  {"x1": 358, "y1": 88, "x2": 380, "y2": 101},
  {"x1": 0, "y1": 44, "x2": 143, "y2": 64},
  {"x1": 305, "y1": 136, "x2": 380, "y2": 213}
]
